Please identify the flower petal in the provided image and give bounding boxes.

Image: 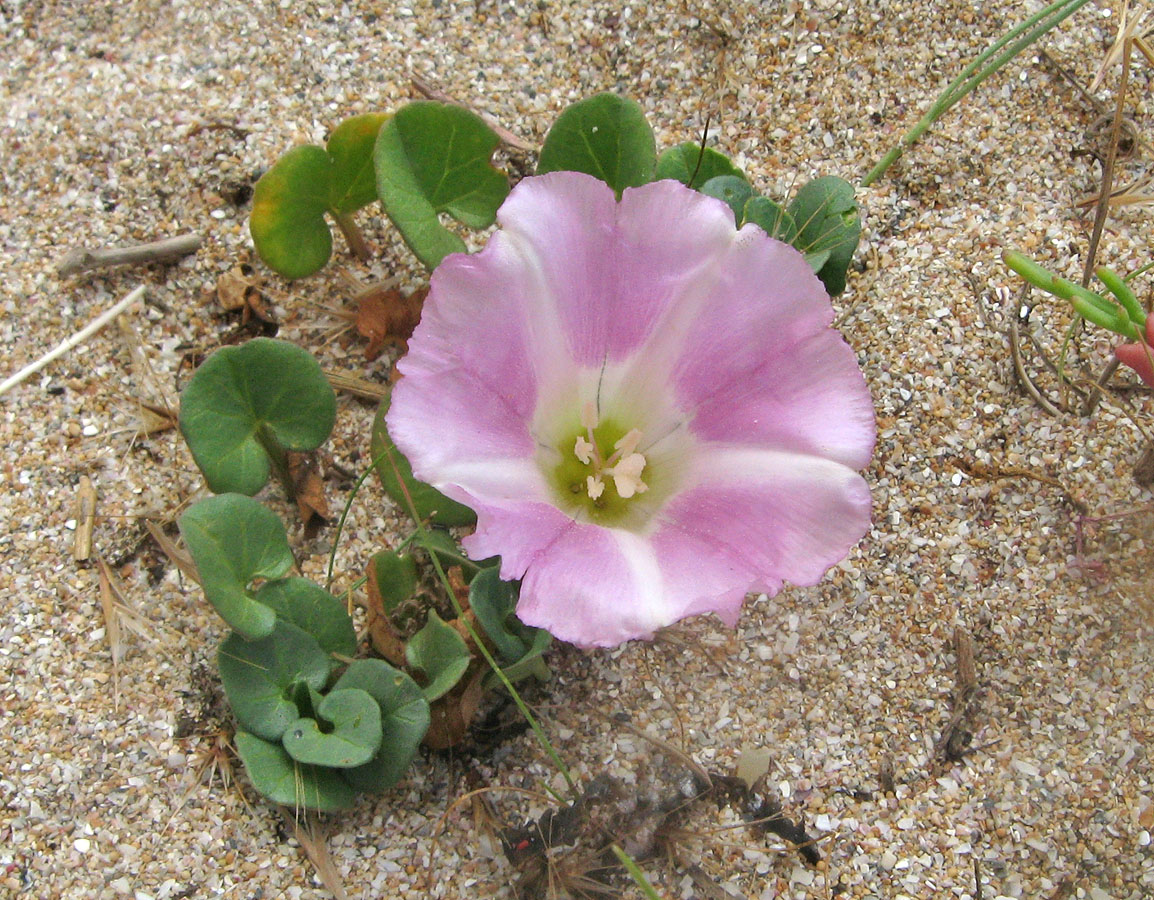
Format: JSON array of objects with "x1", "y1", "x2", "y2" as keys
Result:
[
  {"x1": 512, "y1": 522, "x2": 672, "y2": 647},
  {"x1": 497, "y1": 173, "x2": 739, "y2": 365},
  {"x1": 388, "y1": 241, "x2": 542, "y2": 480},
  {"x1": 663, "y1": 227, "x2": 873, "y2": 469},
  {"x1": 651, "y1": 447, "x2": 872, "y2": 610}
]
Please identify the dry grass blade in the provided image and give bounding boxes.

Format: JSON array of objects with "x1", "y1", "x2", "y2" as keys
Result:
[
  {"x1": 165, "y1": 730, "x2": 252, "y2": 834},
  {"x1": 324, "y1": 370, "x2": 389, "y2": 401},
  {"x1": 1075, "y1": 172, "x2": 1154, "y2": 208},
  {"x1": 145, "y1": 519, "x2": 200, "y2": 583},
  {"x1": 96, "y1": 557, "x2": 156, "y2": 707},
  {"x1": 284, "y1": 809, "x2": 350, "y2": 900},
  {"x1": 116, "y1": 310, "x2": 180, "y2": 441},
  {"x1": 1090, "y1": 0, "x2": 1154, "y2": 91}
]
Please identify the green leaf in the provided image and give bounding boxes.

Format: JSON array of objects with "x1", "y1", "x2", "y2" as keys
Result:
[
  {"x1": 490, "y1": 629, "x2": 552, "y2": 686},
  {"x1": 787, "y1": 176, "x2": 861, "y2": 296},
  {"x1": 326, "y1": 114, "x2": 390, "y2": 213},
  {"x1": 375, "y1": 101, "x2": 509, "y2": 269},
  {"x1": 741, "y1": 196, "x2": 798, "y2": 245},
  {"x1": 250, "y1": 113, "x2": 387, "y2": 279},
  {"x1": 235, "y1": 731, "x2": 355, "y2": 812},
  {"x1": 370, "y1": 393, "x2": 476, "y2": 527},
  {"x1": 469, "y1": 568, "x2": 551, "y2": 686},
  {"x1": 537, "y1": 93, "x2": 656, "y2": 196},
  {"x1": 282, "y1": 689, "x2": 383, "y2": 769},
  {"x1": 179, "y1": 338, "x2": 336, "y2": 496},
  {"x1": 218, "y1": 620, "x2": 333, "y2": 741},
  {"x1": 333, "y1": 659, "x2": 430, "y2": 793},
  {"x1": 367, "y1": 550, "x2": 418, "y2": 615},
  {"x1": 406, "y1": 610, "x2": 471, "y2": 702},
  {"x1": 701, "y1": 175, "x2": 755, "y2": 224},
  {"x1": 255, "y1": 577, "x2": 356, "y2": 658},
  {"x1": 469, "y1": 568, "x2": 531, "y2": 661},
  {"x1": 178, "y1": 494, "x2": 294, "y2": 639},
  {"x1": 655, "y1": 143, "x2": 745, "y2": 190}
]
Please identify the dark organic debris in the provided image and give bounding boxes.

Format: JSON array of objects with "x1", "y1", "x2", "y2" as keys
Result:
[{"x1": 501, "y1": 754, "x2": 819, "y2": 898}]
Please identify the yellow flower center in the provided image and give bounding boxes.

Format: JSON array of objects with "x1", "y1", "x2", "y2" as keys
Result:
[{"x1": 549, "y1": 402, "x2": 651, "y2": 526}]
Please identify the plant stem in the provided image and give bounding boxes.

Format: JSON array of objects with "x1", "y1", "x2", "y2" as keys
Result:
[
  {"x1": 333, "y1": 211, "x2": 372, "y2": 261},
  {"x1": 862, "y1": 0, "x2": 1092, "y2": 187}
]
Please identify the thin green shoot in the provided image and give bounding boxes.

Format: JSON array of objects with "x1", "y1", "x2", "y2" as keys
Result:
[
  {"x1": 326, "y1": 448, "x2": 392, "y2": 592},
  {"x1": 862, "y1": 0, "x2": 1093, "y2": 186},
  {"x1": 610, "y1": 845, "x2": 665, "y2": 900}
]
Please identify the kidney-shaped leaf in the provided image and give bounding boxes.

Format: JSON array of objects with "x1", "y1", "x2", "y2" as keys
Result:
[
  {"x1": 333, "y1": 659, "x2": 430, "y2": 793},
  {"x1": 235, "y1": 731, "x2": 355, "y2": 812},
  {"x1": 179, "y1": 493, "x2": 294, "y2": 639},
  {"x1": 255, "y1": 577, "x2": 356, "y2": 657},
  {"x1": 326, "y1": 113, "x2": 390, "y2": 213},
  {"x1": 468, "y1": 567, "x2": 531, "y2": 662},
  {"x1": 250, "y1": 113, "x2": 387, "y2": 279},
  {"x1": 537, "y1": 93, "x2": 656, "y2": 197},
  {"x1": 218, "y1": 620, "x2": 333, "y2": 741},
  {"x1": 787, "y1": 175, "x2": 861, "y2": 296},
  {"x1": 406, "y1": 610, "x2": 471, "y2": 703},
  {"x1": 366, "y1": 549, "x2": 418, "y2": 616},
  {"x1": 370, "y1": 393, "x2": 476, "y2": 527},
  {"x1": 375, "y1": 101, "x2": 508, "y2": 269},
  {"x1": 701, "y1": 175, "x2": 755, "y2": 225},
  {"x1": 282, "y1": 688, "x2": 383, "y2": 769},
  {"x1": 741, "y1": 196, "x2": 799, "y2": 245},
  {"x1": 180, "y1": 338, "x2": 337, "y2": 496},
  {"x1": 655, "y1": 142, "x2": 745, "y2": 190}
]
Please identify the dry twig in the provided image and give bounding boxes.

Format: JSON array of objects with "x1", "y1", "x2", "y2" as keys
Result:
[
  {"x1": 56, "y1": 233, "x2": 202, "y2": 277},
  {"x1": 934, "y1": 626, "x2": 981, "y2": 765},
  {"x1": 0, "y1": 285, "x2": 146, "y2": 398},
  {"x1": 73, "y1": 476, "x2": 97, "y2": 562}
]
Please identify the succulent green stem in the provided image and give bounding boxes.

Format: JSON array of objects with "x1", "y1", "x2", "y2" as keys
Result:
[
  {"x1": 862, "y1": 0, "x2": 1093, "y2": 187},
  {"x1": 1003, "y1": 250, "x2": 1146, "y2": 340},
  {"x1": 1095, "y1": 265, "x2": 1147, "y2": 328}
]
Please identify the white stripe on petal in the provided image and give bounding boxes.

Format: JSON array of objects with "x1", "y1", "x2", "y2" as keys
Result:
[
  {"x1": 436, "y1": 456, "x2": 551, "y2": 503},
  {"x1": 686, "y1": 444, "x2": 863, "y2": 491},
  {"x1": 609, "y1": 529, "x2": 668, "y2": 635}
]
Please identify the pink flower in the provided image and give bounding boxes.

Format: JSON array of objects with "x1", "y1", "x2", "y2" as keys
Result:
[
  {"x1": 387, "y1": 172, "x2": 875, "y2": 647},
  {"x1": 1116, "y1": 316, "x2": 1154, "y2": 387}
]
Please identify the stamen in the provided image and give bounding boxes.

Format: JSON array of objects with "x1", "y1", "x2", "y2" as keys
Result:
[
  {"x1": 586, "y1": 475, "x2": 605, "y2": 500},
  {"x1": 574, "y1": 435, "x2": 595, "y2": 465},
  {"x1": 613, "y1": 428, "x2": 643, "y2": 456},
  {"x1": 604, "y1": 452, "x2": 648, "y2": 499}
]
